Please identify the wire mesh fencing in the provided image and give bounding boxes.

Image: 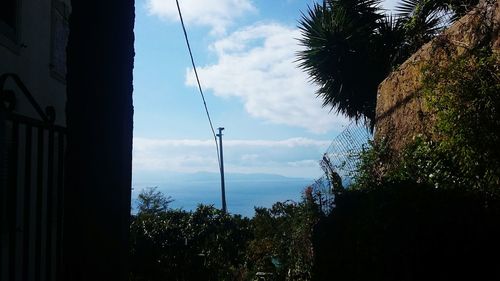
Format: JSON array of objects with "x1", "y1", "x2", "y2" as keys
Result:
[
  {"x1": 322, "y1": 121, "x2": 373, "y2": 182},
  {"x1": 305, "y1": 121, "x2": 373, "y2": 214}
]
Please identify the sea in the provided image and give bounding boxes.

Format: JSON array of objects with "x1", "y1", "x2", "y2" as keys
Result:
[{"x1": 131, "y1": 172, "x2": 315, "y2": 217}]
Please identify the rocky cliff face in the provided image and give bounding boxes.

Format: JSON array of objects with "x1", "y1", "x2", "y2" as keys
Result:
[{"x1": 375, "y1": 0, "x2": 500, "y2": 153}]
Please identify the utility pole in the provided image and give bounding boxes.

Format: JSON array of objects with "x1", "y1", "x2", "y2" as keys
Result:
[{"x1": 217, "y1": 127, "x2": 227, "y2": 213}]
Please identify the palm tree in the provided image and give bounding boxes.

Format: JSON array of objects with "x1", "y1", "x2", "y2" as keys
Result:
[
  {"x1": 396, "y1": 0, "x2": 479, "y2": 54},
  {"x1": 297, "y1": 0, "x2": 478, "y2": 127},
  {"x1": 297, "y1": 0, "x2": 388, "y2": 126}
]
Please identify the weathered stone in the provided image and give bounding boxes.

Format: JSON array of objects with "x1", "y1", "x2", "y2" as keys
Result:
[{"x1": 375, "y1": 0, "x2": 500, "y2": 153}]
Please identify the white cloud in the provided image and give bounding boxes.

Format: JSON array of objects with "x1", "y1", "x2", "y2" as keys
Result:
[
  {"x1": 132, "y1": 137, "x2": 330, "y2": 178},
  {"x1": 133, "y1": 137, "x2": 331, "y2": 150},
  {"x1": 287, "y1": 159, "x2": 318, "y2": 168},
  {"x1": 146, "y1": 0, "x2": 256, "y2": 34},
  {"x1": 185, "y1": 23, "x2": 349, "y2": 133},
  {"x1": 240, "y1": 154, "x2": 259, "y2": 161}
]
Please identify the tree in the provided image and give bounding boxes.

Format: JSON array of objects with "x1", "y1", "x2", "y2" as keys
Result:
[
  {"x1": 297, "y1": 0, "x2": 478, "y2": 127},
  {"x1": 395, "y1": 0, "x2": 479, "y2": 54},
  {"x1": 130, "y1": 195, "x2": 252, "y2": 281},
  {"x1": 186, "y1": 204, "x2": 252, "y2": 281},
  {"x1": 247, "y1": 194, "x2": 321, "y2": 281},
  {"x1": 136, "y1": 186, "x2": 173, "y2": 214},
  {"x1": 297, "y1": 0, "x2": 400, "y2": 126}
]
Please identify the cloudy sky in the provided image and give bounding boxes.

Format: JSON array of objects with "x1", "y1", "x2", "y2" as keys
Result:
[{"x1": 133, "y1": 0, "x2": 397, "y2": 182}]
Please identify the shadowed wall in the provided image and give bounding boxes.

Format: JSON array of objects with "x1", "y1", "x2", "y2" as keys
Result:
[{"x1": 63, "y1": 0, "x2": 135, "y2": 280}]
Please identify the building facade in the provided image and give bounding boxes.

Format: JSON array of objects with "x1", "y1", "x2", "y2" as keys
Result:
[
  {"x1": 2, "y1": 1, "x2": 135, "y2": 280},
  {"x1": 1, "y1": 1, "x2": 70, "y2": 280}
]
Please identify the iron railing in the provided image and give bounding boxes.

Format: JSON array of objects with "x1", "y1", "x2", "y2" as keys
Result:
[{"x1": 0, "y1": 73, "x2": 66, "y2": 281}]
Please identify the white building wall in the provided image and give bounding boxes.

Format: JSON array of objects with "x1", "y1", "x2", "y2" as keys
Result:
[
  {"x1": 1, "y1": 1, "x2": 70, "y2": 280},
  {"x1": 1, "y1": 0, "x2": 70, "y2": 126}
]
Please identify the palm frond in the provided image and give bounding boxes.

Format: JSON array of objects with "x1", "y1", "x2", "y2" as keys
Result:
[
  {"x1": 296, "y1": 0, "x2": 479, "y2": 126},
  {"x1": 297, "y1": 0, "x2": 391, "y2": 124}
]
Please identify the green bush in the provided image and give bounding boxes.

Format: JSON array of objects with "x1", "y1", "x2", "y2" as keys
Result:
[
  {"x1": 421, "y1": 49, "x2": 500, "y2": 193},
  {"x1": 353, "y1": 49, "x2": 500, "y2": 195},
  {"x1": 312, "y1": 181, "x2": 500, "y2": 281}
]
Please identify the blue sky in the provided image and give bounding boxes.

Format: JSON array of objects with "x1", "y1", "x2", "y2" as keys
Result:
[{"x1": 132, "y1": 0, "x2": 397, "y2": 182}]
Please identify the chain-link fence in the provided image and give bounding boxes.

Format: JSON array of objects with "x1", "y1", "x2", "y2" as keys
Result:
[
  {"x1": 306, "y1": 121, "x2": 372, "y2": 214},
  {"x1": 323, "y1": 121, "x2": 373, "y2": 181}
]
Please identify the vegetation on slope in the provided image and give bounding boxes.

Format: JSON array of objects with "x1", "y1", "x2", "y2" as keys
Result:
[{"x1": 297, "y1": 0, "x2": 479, "y2": 126}]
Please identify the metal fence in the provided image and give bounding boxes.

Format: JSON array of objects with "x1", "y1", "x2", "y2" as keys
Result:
[
  {"x1": 307, "y1": 121, "x2": 372, "y2": 214},
  {"x1": 323, "y1": 121, "x2": 373, "y2": 181},
  {"x1": 1, "y1": 73, "x2": 66, "y2": 281}
]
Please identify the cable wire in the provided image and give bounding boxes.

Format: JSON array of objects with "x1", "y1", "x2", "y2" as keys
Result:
[{"x1": 175, "y1": 0, "x2": 221, "y2": 169}]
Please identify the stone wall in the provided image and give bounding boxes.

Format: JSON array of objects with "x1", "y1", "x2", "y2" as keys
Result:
[{"x1": 374, "y1": 0, "x2": 500, "y2": 153}]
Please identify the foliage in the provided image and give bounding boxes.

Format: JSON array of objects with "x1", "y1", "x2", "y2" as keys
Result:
[
  {"x1": 395, "y1": 0, "x2": 479, "y2": 54},
  {"x1": 351, "y1": 50, "x2": 500, "y2": 194},
  {"x1": 349, "y1": 140, "x2": 394, "y2": 189},
  {"x1": 185, "y1": 205, "x2": 253, "y2": 281},
  {"x1": 319, "y1": 154, "x2": 344, "y2": 197},
  {"x1": 312, "y1": 181, "x2": 500, "y2": 281},
  {"x1": 246, "y1": 194, "x2": 320, "y2": 281},
  {"x1": 246, "y1": 188, "x2": 326, "y2": 281},
  {"x1": 421, "y1": 49, "x2": 500, "y2": 193},
  {"x1": 129, "y1": 207, "x2": 191, "y2": 280},
  {"x1": 130, "y1": 187, "x2": 323, "y2": 281},
  {"x1": 315, "y1": 49, "x2": 500, "y2": 278},
  {"x1": 136, "y1": 186, "x2": 173, "y2": 214},
  {"x1": 130, "y1": 32, "x2": 498, "y2": 281},
  {"x1": 297, "y1": 0, "x2": 477, "y2": 126},
  {"x1": 297, "y1": 0, "x2": 395, "y2": 125},
  {"x1": 130, "y1": 188, "x2": 252, "y2": 281}
]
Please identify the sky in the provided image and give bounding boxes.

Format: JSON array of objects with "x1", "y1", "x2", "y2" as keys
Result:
[{"x1": 132, "y1": 0, "x2": 398, "y2": 183}]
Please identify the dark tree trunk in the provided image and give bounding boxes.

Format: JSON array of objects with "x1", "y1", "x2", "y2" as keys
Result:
[{"x1": 64, "y1": 1, "x2": 135, "y2": 280}]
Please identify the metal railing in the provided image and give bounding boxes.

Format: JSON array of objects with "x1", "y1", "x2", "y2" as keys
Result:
[{"x1": 0, "y1": 73, "x2": 66, "y2": 281}]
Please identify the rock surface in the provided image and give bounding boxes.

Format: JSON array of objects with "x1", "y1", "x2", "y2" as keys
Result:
[{"x1": 375, "y1": 0, "x2": 500, "y2": 153}]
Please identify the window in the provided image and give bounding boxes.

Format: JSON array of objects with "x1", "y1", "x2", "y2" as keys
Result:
[
  {"x1": 0, "y1": 0, "x2": 18, "y2": 40},
  {"x1": 50, "y1": 1, "x2": 70, "y2": 81}
]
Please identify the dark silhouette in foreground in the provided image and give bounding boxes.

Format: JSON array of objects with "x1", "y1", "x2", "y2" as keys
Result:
[{"x1": 313, "y1": 181, "x2": 500, "y2": 281}]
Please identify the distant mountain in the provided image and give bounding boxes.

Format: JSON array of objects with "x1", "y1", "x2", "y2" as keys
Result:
[
  {"x1": 185, "y1": 172, "x2": 310, "y2": 182},
  {"x1": 133, "y1": 171, "x2": 311, "y2": 184}
]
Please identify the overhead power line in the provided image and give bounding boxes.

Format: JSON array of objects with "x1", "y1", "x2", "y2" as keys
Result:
[{"x1": 175, "y1": 0, "x2": 221, "y2": 170}]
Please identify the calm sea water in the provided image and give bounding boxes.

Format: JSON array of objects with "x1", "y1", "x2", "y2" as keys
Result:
[{"x1": 132, "y1": 175, "x2": 313, "y2": 217}]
